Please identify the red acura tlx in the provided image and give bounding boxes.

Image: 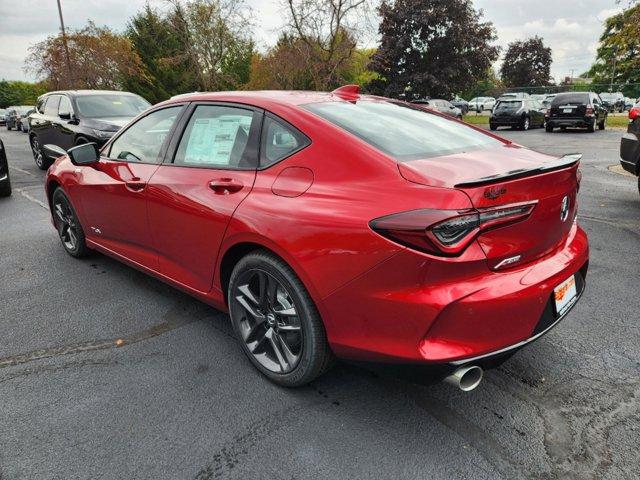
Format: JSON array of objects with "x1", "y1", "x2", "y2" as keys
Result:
[{"x1": 44, "y1": 86, "x2": 589, "y2": 390}]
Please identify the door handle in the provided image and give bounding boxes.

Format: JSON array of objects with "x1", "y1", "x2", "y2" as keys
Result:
[
  {"x1": 209, "y1": 178, "x2": 244, "y2": 195},
  {"x1": 125, "y1": 178, "x2": 146, "y2": 192}
]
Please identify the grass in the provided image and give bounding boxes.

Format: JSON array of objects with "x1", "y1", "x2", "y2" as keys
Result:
[{"x1": 462, "y1": 113, "x2": 631, "y2": 129}]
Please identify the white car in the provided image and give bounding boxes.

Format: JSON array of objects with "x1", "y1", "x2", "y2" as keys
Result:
[{"x1": 468, "y1": 96, "x2": 496, "y2": 112}]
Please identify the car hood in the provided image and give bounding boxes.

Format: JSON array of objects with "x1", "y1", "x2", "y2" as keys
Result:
[{"x1": 82, "y1": 117, "x2": 134, "y2": 132}]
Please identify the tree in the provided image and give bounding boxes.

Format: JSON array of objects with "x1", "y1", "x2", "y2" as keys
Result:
[
  {"x1": 168, "y1": 0, "x2": 254, "y2": 91},
  {"x1": 25, "y1": 22, "x2": 147, "y2": 91},
  {"x1": 369, "y1": 0, "x2": 499, "y2": 99},
  {"x1": 500, "y1": 36, "x2": 552, "y2": 88},
  {"x1": 125, "y1": 5, "x2": 199, "y2": 103},
  {"x1": 282, "y1": 0, "x2": 370, "y2": 90},
  {"x1": 0, "y1": 81, "x2": 48, "y2": 108},
  {"x1": 588, "y1": 4, "x2": 640, "y2": 97}
]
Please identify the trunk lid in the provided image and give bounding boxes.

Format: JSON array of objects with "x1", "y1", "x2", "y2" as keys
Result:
[{"x1": 398, "y1": 145, "x2": 580, "y2": 269}]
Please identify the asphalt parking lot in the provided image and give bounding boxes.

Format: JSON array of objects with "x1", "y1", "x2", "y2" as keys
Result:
[{"x1": 1, "y1": 126, "x2": 639, "y2": 480}]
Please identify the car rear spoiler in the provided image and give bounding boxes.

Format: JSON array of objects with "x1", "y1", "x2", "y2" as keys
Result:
[{"x1": 454, "y1": 153, "x2": 582, "y2": 188}]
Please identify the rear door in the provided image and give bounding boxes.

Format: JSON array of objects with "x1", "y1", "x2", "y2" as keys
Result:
[
  {"x1": 39, "y1": 95, "x2": 61, "y2": 145},
  {"x1": 147, "y1": 103, "x2": 261, "y2": 293},
  {"x1": 54, "y1": 95, "x2": 76, "y2": 150},
  {"x1": 76, "y1": 105, "x2": 185, "y2": 269}
]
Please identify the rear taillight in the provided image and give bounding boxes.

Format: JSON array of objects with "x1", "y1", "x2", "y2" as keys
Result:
[
  {"x1": 630, "y1": 107, "x2": 639, "y2": 121},
  {"x1": 585, "y1": 106, "x2": 594, "y2": 116},
  {"x1": 370, "y1": 202, "x2": 537, "y2": 256}
]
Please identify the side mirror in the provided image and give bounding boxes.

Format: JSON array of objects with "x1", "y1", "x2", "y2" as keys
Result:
[
  {"x1": 59, "y1": 112, "x2": 71, "y2": 120},
  {"x1": 68, "y1": 143, "x2": 99, "y2": 166},
  {"x1": 42, "y1": 144, "x2": 67, "y2": 158}
]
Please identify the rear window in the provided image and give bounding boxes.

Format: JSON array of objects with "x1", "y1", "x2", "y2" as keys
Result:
[
  {"x1": 552, "y1": 94, "x2": 589, "y2": 106},
  {"x1": 75, "y1": 94, "x2": 150, "y2": 118},
  {"x1": 304, "y1": 100, "x2": 502, "y2": 161},
  {"x1": 495, "y1": 100, "x2": 522, "y2": 110}
]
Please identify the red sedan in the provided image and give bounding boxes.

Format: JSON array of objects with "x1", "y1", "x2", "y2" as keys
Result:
[{"x1": 44, "y1": 86, "x2": 589, "y2": 390}]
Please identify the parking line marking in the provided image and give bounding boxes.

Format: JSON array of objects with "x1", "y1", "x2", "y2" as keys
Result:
[
  {"x1": 9, "y1": 165, "x2": 32, "y2": 175},
  {"x1": 15, "y1": 187, "x2": 48, "y2": 210}
]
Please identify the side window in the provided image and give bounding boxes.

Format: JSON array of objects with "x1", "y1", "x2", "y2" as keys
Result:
[
  {"x1": 260, "y1": 115, "x2": 310, "y2": 168},
  {"x1": 108, "y1": 106, "x2": 181, "y2": 164},
  {"x1": 36, "y1": 97, "x2": 46, "y2": 113},
  {"x1": 174, "y1": 105, "x2": 255, "y2": 168},
  {"x1": 44, "y1": 96, "x2": 60, "y2": 116},
  {"x1": 58, "y1": 96, "x2": 73, "y2": 117},
  {"x1": 593, "y1": 95, "x2": 600, "y2": 105}
]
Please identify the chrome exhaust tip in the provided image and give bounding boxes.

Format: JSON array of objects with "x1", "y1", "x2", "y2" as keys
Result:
[{"x1": 444, "y1": 365, "x2": 483, "y2": 392}]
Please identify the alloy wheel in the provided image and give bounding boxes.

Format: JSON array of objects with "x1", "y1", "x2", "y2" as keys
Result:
[
  {"x1": 31, "y1": 137, "x2": 43, "y2": 168},
  {"x1": 53, "y1": 195, "x2": 79, "y2": 251},
  {"x1": 523, "y1": 117, "x2": 530, "y2": 130},
  {"x1": 231, "y1": 269, "x2": 303, "y2": 374}
]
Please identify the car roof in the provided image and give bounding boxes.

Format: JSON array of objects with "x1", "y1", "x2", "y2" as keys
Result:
[
  {"x1": 41, "y1": 90, "x2": 139, "y2": 97},
  {"x1": 160, "y1": 90, "x2": 389, "y2": 110}
]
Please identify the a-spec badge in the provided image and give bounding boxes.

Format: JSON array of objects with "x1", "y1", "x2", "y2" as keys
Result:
[{"x1": 483, "y1": 186, "x2": 507, "y2": 200}]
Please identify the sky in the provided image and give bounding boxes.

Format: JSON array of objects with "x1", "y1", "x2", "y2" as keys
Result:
[{"x1": 0, "y1": 0, "x2": 628, "y2": 84}]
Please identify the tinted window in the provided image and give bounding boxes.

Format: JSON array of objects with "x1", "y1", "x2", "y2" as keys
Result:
[
  {"x1": 75, "y1": 94, "x2": 150, "y2": 118},
  {"x1": 174, "y1": 105, "x2": 255, "y2": 168},
  {"x1": 552, "y1": 94, "x2": 589, "y2": 106},
  {"x1": 58, "y1": 96, "x2": 73, "y2": 116},
  {"x1": 305, "y1": 100, "x2": 502, "y2": 161},
  {"x1": 44, "y1": 96, "x2": 61, "y2": 116},
  {"x1": 261, "y1": 115, "x2": 309, "y2": 167},
  {"x1": 109, "y1": 107, "x2": 181, "y2": 164},
  {"x1": 495, "y1": 100, "x2": 522, "y2": 110}
]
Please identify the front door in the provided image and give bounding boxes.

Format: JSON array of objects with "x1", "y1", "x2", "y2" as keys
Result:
[
  {"x1": 147, "y1": 103, "x2": 261, "y2": 293},
  {"x1": 76, "y1": 105, "x2": 184, "y2": 269}
]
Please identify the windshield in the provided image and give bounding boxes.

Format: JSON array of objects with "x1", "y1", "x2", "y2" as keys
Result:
[
  {"x1": 75, "y1": 94, "x2": 150, "y2": 119},
  {"x1": 552, "y1": 93, "x2": 589, "y2": 106},
  {"x1": 495, "y1": 100, "x2": 522, "y2": 110},
  {"x1": 304, "y1": 100, "x2": 503, "y2": 161},
  {"x1": 0, "y1": 109, "x2": 5, "y2": 115},
  {"x1": 599, "y1": 93, "x2": 614, "y2": 100},
  {"x1": 16, "y1": 106, "x2": 32, "y2": 115}
]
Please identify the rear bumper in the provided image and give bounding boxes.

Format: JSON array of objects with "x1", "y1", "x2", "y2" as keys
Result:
[
  {"x1": 547, "y1": 117, "x2": 594, "y2": 128},
  {"x1": 323, "y1": 223, "x2": 589, "y2": 365},
  {"x1": 620, "y1": 130, "x2": 639, "y2": 175},
  {"x1": 490, "y1": 117, "x2": 523, "y2": 126}
]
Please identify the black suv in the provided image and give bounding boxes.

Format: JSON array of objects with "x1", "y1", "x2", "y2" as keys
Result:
[
  {"x1": 545, "y1": 92, "x2": 607, "y2": 133},
  {"x1": 620, "y1": 102, "x2": 640, "y2": 194},
  {"x1": 490, "y1": 98, "x2": 545, "y2": 131},
  {"x1": 29, "y1": 90, "x2": 150, "y2": 169}
]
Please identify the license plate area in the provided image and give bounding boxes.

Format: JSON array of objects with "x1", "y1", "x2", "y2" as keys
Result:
[
  {"x1": 554, "y1": 275, "x2": 577, "y2": 316},
  {"x1": 563, "y1": 108, "x2": 573, "y2": 113}
]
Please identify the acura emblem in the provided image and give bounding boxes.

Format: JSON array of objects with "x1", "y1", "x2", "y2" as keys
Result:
[{"x1": 560, "y1": 196, "x2": 570, "y2": 222}]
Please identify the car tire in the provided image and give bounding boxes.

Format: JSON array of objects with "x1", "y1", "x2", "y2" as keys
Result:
[
  {"x1": 6, "y1": 124, "x2": 11, "y2": 131},
  {"x1": 30, "y1": 135, "x2": 51, "y2": 170},
  {"x1": 228, "y1": 250, "x2": 334, "y2": 387},
  {"x1": 51, "y1": 188, "x2": 90, "y2": 258},
  {"x1": 522, "y1": 117, "x2": 530, "y2": 131},
  {"x1": 490, "y1": 124, "x2": 497, "y2": 131},
  {"x1": 599, "y1": 118, "x2": 606, "y2": 130},
  {"x1": 545, "y1": 124, "x2": 553, "y2": 133},
  {"x1": 0, "y1": 169, "x2": 11, "y2": 197}
]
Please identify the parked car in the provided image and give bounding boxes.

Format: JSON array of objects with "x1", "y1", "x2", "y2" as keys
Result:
[
  {"x1": 412, "y1": 98, "x2": 463, "y2": 119},
  {"x1": 530, "y1": 94, "x2": 547, "y2": 102},
  {"x1": 620, "y1": 101, "x2": 640, "y2": 194},
  {"x1": 44, "y1": 86, "x2": 589, "y2": 390},
  {"x1": 598, "y1": 92, "x2": 625, "y2": 113},
  {"x1": 451, "y1": 96, "x2": 469, "y2": 114},
  {"x1": 19, "y1": 108, "x2": 34, "y2": 133},
  {"x1": 490, "y1": 99, "x2": 546, "y2": 130},
  {"x1": 0, "y1": 139, "x2": 11, "y2": 197},
  {"x1": 5, "y1": 106, "x2": 32, "y2": 131},
  {"x1": 29, "y1": 90, "x2": 150, "y2": 170},
  {"x1": 0, "y1": 108, "x2": 6, "y2": 126},
  {"x1": 468, "y1": 97, "x2": 496, "y2": 112},
  {"x1": 545, "y1": 92, "x2": 607, "y2": 132},
  {"x1": 624, "y1": 97, "x2": 635, "y2": 111}
]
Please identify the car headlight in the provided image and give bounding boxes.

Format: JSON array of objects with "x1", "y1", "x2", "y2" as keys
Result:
[{"x1": 92, "y1": 129, "x2": 115, "y2": 139}]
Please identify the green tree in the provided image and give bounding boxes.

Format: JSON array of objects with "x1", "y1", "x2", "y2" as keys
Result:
[
  {"x1": 500, "y1": 36, "x2": 552, "y2": 87},
  {"x1": 125, "y1": 5, "x2": 199, "y2": 103},
  {"x1": 0, "y1": 81, "x2": 48, "y2": 108},
  {"x1": 369, "y1": 0, "x2": 499, "y2": 98},
  {"x1": 588, "y1": 4, "x2": 640, "y2": 97}
]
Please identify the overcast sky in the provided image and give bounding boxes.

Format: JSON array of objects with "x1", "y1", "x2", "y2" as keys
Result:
[{"x1": 0, "y1": 0, "x2": 626, "y2": 85}]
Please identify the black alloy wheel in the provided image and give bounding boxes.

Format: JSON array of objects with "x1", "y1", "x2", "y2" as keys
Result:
[
  {"x1": 52, "y1": 188, "x2": 88, "y2": 258},
  {"x1": 229, "y1": 251, "x2": 333, "y2": 386},
  {"x1": 31, "y1": 135, "x2": 49, "y2": 170}
]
